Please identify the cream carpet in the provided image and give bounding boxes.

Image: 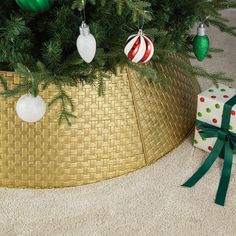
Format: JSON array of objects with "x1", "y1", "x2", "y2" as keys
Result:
[{"x1": 0, "y1": 10, "x2": 236, "y2": 236}]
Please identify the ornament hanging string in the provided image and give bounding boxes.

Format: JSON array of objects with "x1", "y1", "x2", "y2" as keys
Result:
[
  {"x1": 139, "y1": 10, "x2": 150, "y2": 30},
  {"x1": 81, "y1": 0, "x2": 86, "y2": 22},
  {"x1": 203, "y1": 15, "x2": 210, "y2": 23},
  {"x1": 141, "y1": 14, "x2": 145, "y2": 30}
]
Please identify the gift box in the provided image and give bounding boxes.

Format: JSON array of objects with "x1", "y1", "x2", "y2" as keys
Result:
[
  {"x1": 182, "y1": 83, "x2": 236, "y2": 206},
  {"x1": 194, "y1": 83, "x2": 236, "y2": 164}
]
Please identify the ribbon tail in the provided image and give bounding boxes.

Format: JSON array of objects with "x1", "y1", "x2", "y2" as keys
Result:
[
  {"x1": 215, "y1": 141, "x2": 233, "y2": 206},
  {"x1": 182, "y1": 139, "x2": 224, "y2": 187}
]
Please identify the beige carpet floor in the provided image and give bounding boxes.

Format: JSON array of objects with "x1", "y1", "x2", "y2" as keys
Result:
[{"x1": 0, "y1": 10, "x2": 236, "y2": 236}]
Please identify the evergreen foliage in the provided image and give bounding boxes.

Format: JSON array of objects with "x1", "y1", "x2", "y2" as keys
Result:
[{"x1": 0, "y1": 0, "x2": 235, "y2": 125}]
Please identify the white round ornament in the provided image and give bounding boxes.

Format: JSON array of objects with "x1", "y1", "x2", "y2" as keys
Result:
[
  {"x1": 16, "y1": 94, "x2": 46, "y2": 123},
  {"x1": 76, "y1": 21, "x2": 96, "y2": 63}
]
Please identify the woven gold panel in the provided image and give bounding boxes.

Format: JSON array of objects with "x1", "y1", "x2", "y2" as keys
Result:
[
  {"x1": 128, "y1": 54, "x2": 199, "y2": 164},
  {"x1": 0, "y1": 58, "x2": 199, "y2": 188}
]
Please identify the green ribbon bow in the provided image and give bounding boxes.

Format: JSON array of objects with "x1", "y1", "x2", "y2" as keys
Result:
[{"x1": 182, "y1": 94, "x2": 236, "y2": 206}]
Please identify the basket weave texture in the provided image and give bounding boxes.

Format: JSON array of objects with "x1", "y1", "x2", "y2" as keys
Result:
[{"x1": 0, "y1": 56, "x2": 199, "y2": 188}]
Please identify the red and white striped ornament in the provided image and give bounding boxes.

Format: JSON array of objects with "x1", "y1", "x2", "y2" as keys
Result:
[{"x1": 124, "y1": 29, "x2": 154, "y2": 64}]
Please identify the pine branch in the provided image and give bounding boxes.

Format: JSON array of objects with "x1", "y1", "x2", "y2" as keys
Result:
[
  {"x1": 208, "y1": 18, "x2": 236, "y2": 36},
  {"x1": 98, "y1": 75, "x2": 105, "y2": 96},
  {"x1": 115, "y1": 0, "x2": 152, "y2": 22},
  {"x1": 48, "y1": 85, "x2": 76, "y2": 126},
  {"x1": 42, "y1": 40, "x2": 63, "y2": 71},
  {"x1": 0, "y1": 15, "x2": 28, "y2": 41},
  {"x1": 164, "y1": 53, "x2": 232, "y2": 84},
  {"x1": 72, "y1": 0, "x2": 96, "y2": 11},
  {"x1": 0, "y1": 81, "x2": 31, "y2": 97},
  {"x1": 127, "y1": 60, "x2": 170, "y2": 90},
  {"x1": 208, "y1": 48, "x2": 224, "y2": 53},
  {"x1": 0, "y1": 76, "x2": 8, "y2": 91}
]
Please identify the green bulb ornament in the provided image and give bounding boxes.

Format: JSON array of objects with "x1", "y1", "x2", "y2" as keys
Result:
[
  {"x1": 16, "y1": 0, "x2": 54, "y2": 13},
  {"x1": 193, "y1": 24, "x2": 209, "y2": 62}
]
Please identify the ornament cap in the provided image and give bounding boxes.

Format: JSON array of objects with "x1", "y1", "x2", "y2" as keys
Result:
[
  {"x1": 197, "y1": 23, "x2": 206, "y2": 36},
  {"x1": 138, "y1": 29, "x2": 143, "y2": 36},
  {"x1": 80, "y1": 21, "x2": 90, "y2": 36}
]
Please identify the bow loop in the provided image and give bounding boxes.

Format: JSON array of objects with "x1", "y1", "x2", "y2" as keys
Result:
[{"x1": 196, "y1": 120, "x2": 236, "y2": 146}]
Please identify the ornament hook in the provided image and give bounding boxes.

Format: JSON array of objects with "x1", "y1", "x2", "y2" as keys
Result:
[
  {"x1": 81, "y1": 0, "x2": 86, "y2": 22},
  {"x1": 140, "y1": 10, "x2": 151, "y2": 30}
]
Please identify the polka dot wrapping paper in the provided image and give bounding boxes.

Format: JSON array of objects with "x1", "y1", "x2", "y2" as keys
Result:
[{"x1": 194, "y1": 83, "x2": 236, "y2": 164}]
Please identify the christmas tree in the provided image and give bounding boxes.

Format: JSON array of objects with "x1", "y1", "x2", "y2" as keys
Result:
[{"x1": 0, "y1": 0, "x2": 236, "y2": 125}]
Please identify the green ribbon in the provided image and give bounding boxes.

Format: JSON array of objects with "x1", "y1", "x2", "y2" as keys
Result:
[{"x1": 182, "y1": 95, "x2": 236, "y2": 206}]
